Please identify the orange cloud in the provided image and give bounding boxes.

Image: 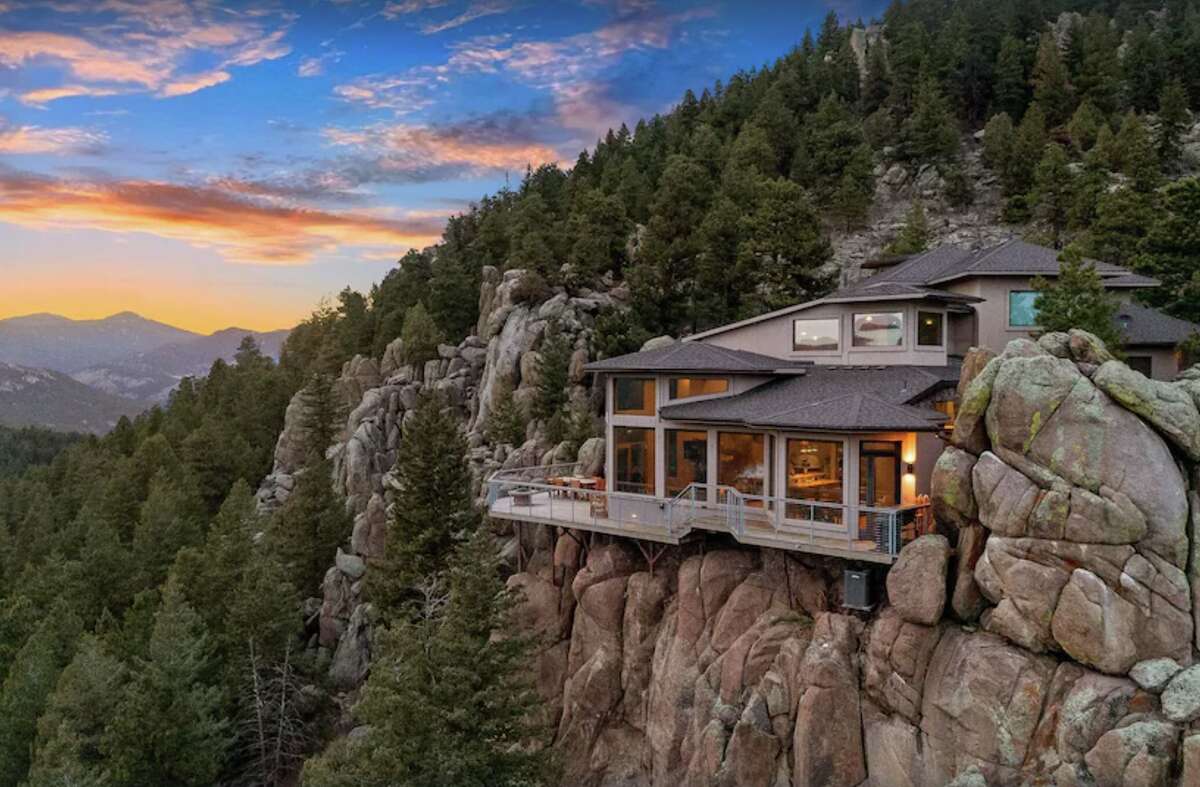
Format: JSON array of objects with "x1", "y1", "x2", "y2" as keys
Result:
[
  {"x1": 0, "y1": 172, "x2": 444, "y2": 264},
  {"x1": 158, "y1": 69, "x2": 231, "y2": 98},
  {"x1": 0, "y1": 3, "x2": 292, "y2": 103},
  {"x1": 324, "y1": 121, "x2": 562, "y2": 172},
  {"x1": 0, "y1": 122, "x2": 104, "y2": 154}
]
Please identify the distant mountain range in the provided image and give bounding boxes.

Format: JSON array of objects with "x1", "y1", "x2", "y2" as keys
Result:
[
  {"x1": 0, "y1": 312, "x2": 291, "y2": 432},
  {"x1": 0, "y1": 363, "x2": 147, "y2": 434},
  {"x1": 0, "y1": 312, "x2": 198, "y2": 373},
  {"x1": 74, "y1": 326, "x2": 290, "y2": 403}
]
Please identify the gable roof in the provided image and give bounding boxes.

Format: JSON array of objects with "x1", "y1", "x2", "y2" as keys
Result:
[
  {"x1": 583, "y1": 341, "x2": 807, "y2": 375},
  {"x1": 685, "y1": 239, "x2": 1158, "y2": 343},
  {"x1": 658, "y1": 364, "x2": 957, "y2": 432},
  {"x1": 1117, "y1": 300, "x2": 1200, "y2": 346}
]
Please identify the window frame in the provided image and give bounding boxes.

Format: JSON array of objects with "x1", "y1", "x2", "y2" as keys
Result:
[
  {"x1": 851, "y1": 311, "x2": 905, "y2": 349},
  {"x1": 613, "y1": 426, "x2": 655, "y2": 496},
  {"x1": 612, "y1": 376, "x2": 656, "y2": 416},
  {"x1": 1007, "y1": 290, "x2": 1040, "y2": 330},
  {"x1": 916, "y1": 310, "x2": 945, "y2": 348},
  {"x1": 792, "y1": 317, "x2": 842, "y2": 353}
]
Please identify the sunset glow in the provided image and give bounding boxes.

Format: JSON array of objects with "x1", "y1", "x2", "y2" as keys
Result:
[{"x1": 2, "y1": 0, "x2": 859, "y2": 333}]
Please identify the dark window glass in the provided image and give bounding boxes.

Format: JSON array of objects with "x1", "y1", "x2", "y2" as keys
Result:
[
  {"x1": 1127, "y1": 356, "x2": 1153, "y2": 377},
  {"x1": 917, "y1": 311, "x2": 944, "y2": 347},
  {"x1": 614, "y1": 378, "x2": 655, "y2": 415}
]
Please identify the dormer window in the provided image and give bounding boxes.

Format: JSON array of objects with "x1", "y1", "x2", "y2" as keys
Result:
[{"x1": 668, "y1": 377, "x2": 729, "y2": 400}]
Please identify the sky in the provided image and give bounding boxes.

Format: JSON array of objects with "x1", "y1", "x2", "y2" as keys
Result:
[{"x1": 0, "y1": 0, "x2": 883, "y2": 334}]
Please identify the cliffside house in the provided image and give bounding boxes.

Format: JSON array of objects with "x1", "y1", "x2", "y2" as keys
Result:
[{"x1": 487, "y1": 239, "x2": 1200, "y2": 564}]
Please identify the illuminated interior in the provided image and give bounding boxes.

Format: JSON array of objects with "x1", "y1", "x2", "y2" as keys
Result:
[
  {"x1": 668, "y1": 377, "x2": 730, "y2": 400},
  {"x1": 666, "y1": 429, "x2": 708, "y2": 498},
  {"x1": 785, "y1": 438, "x2": 843, "y2": 523},
  {"x1": 614, "y1": 426, "x2": 655, "y2": 494},
  {"x1": 718, "y1": 432, "x2": 766, "y2": 504}
]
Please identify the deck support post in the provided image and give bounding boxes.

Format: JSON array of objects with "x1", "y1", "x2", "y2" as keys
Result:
[{"x1": 635, "y1": 541, "x2": 670, "y2": 576}]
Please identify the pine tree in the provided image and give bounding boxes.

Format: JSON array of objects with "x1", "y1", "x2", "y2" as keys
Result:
[
  {"x1": 982, "y1": 112, "x2": 1015, "y2": 172},
  {"x1": 368, "y1": 393, "x2": 478, "y2": 621},
  {"x1": 400, "y1": 303, "x2": 444, "y2": 381},
  {"x1": 1089, "y1": 186, "x2": 1157, "y2": 266},
  {"x1": 1156, "y1": 80, "x2": 1191, "y2": 171},
  {"x1": 269, "y1": 458, "x2": 351, "y2": 597},
  {"x1": 1031, "y1": 245, "x2": 1122, "y2": 349},
  {"x1": 485, "y1": 379, "x2": 528, "y2": 447},
  {"x1": 533, "y1": 324, "x2": 572, "y2": 423},
  {"x1": 886, "y1": 201, "x2": 931, "y2": 255},
  {"x1": 1029, "y1": 143, "x2": 1076, "y2": 245},
  {"x1": 131, "y1": 471, "x2": 204, "y2": 590},
  {"x1": 1031, "y1": 31, "x2": 1074, "y2": 125},
  {"x1": 992, "y1": 35, "x2": 1029, "y2": 120},
  {"x1": 1067, "y1": 99, "x2": 1107, "y2": 152},
  {"x1": 103, "y1": 585, "x2": 230, "y2": 786},
  {"x1": 899, "y1": 73, "x2": 960, "y2": 165},
  {"x1": 0, "y1": 604, "x2": 83, "y2": 786},
  {"x1": 738, "y1": 178, "x2": 833, "y2": 312},
  {"x1": 1134, "y1": 178, "x2": 1200, "y2": 321},
  {"x1": 304, "y1": 531, "x2": 549, "y2": 787},
  {"x1": 26, "y1": 634, "x2": 125, "y2": 786},
  {"x1": 1115, "y1": 111, "x2": 1161, "y2": 193}
]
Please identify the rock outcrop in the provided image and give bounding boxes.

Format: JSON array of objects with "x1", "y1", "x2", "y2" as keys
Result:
[{"x1": 274, "y1": 260, "x2": 1200, "y2": 784}]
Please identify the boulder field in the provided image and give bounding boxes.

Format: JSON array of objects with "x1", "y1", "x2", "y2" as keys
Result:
[{"x1": 262, "y1": 258, "x2": 1200, "y2": 786}]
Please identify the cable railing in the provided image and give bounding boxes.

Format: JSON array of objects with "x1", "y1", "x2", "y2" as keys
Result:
[{"x1": 486, "y1": 466, "x2": 931, "y2": 557}]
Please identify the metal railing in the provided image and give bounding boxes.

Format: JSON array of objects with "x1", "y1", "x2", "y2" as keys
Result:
[{"x1": 486, "y1": 466, "x2": 931, "y2": 557}]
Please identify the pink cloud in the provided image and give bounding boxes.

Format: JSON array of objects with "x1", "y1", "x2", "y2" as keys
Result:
[{"x1": 0, "y1": 120, "x2": 105, "y2": 154}]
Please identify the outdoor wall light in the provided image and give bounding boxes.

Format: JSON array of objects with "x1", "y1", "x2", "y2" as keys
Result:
[{"x1": 904, "y1": 462, "x2": 915, "y2": 475}]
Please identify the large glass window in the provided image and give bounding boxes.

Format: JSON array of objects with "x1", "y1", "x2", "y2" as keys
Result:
[
  {"x1": 668, "y1": 377, "x2": 729, "y2": 400},
  {"x1": 614, "y1": 378, "x2": 655, "y2": 415},
  {"x1": 718, "y1": 432, "x2": 766, "y2": 504},
  {"x1": 793, "y1": 318, "x2": 840, "y2": 351},
  {"x1": 785, "y1": 439, "x2": 844, "y2": 523},
  {"x1": 666, "y1": 429, "x2": 708, "y2": 498},
  {"x1": 614, "y1": 427, "x2": 655, "y2": 495},
  {"x1": 917, "y1": 311, "x2": 944, "y2": 347},
  {"x1": 1008, "y1": 291, "x2": 1039, "y2": 328},
  {"x1": 852, "y1": 312, "x2": 904, "y2": 347}
]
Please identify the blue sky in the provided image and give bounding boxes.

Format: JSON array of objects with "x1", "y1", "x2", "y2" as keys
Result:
[{"x1": 0, "y1": 0, "x2": 883, "y2": 332}]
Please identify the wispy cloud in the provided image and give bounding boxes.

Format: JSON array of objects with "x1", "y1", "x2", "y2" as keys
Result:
[
  {"x1": 324, "y1": 113, "x2": 562, "y2": 175},
  {"x1": 333, "y1": 74, "x2": 437, "y2": 113},
  {"x1": 0, "y1": 169, "x2": 444, "y2": 264},
  {"x1": 382, "y1": 0, "x2": 451, "y2": 17},
  {"x1": 298, "y1": 43, "x2": 345, "y2": 78},
  {"x1": 421, "y1": 0, "x2": 513, "y2": 34},
  {"x1": 0, "y1": 1, "x2": 292, "y2": 104},
  {"x1": 0, "y1": 120, "x2": 105, "y2": 155}
]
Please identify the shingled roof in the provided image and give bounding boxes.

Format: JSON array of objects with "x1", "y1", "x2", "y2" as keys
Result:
[
  {"x1": 1116, "y1": 300, "x2": 1200, "y2": 346},
  {"x1": 658, "y1": 364, "x2": 956, "y2": 432},
  {"x1": 584, "y1": 341, "x2": 807, "y2": 374}
]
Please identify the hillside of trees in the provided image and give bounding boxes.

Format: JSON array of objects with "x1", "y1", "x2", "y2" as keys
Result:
[{"x1": 4, "y1": 1, "x2": 1200, "y2": 784}]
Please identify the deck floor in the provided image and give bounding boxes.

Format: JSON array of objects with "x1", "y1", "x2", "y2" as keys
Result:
[{"x1": 490, "y1": 491, "x2": 894, "y2": 563}]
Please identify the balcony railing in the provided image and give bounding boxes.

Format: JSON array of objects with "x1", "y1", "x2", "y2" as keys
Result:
[{"x1": 486, "y1": 466, "x2": 931, "y2": 559}]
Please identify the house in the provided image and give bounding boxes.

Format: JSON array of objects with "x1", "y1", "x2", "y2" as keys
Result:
[{"x1": 486, "y1": 239, "x2": 1199, "y2": 564}]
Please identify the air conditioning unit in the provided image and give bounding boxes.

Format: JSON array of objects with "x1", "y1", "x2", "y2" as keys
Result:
[{"x1": 843, "y1": 568, "x2": 874, "y2": 611}]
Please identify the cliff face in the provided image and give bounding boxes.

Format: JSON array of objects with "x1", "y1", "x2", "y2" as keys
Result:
[
  {"x1": 499, "y1": 331, "x2": 1200, "y2": 787},
  {"x1": 260, "y1": 174, "x2": 1200, "y2": 784}
]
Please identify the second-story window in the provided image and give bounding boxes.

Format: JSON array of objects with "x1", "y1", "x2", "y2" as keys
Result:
[
  {"x1": 852, "y1": 312, "x2": 904, "y2": 347},
  {"x1": 793, "y1": 318, "x2": 840, "y2": 351},
  {"x1": 1009, "y1": 291, "x2": 1039, "y2": 328},
  {"x1": 614, "y1": 377, "x2": 656, "y2": 415},
  {"x1": 917, "y1": 311, "x2": 944, "y2": 347},
  {"x1": 668, "y1": 377, "x2": 729, "y2": 400}
]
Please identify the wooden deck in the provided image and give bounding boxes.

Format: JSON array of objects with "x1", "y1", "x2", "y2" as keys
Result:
[{"x1": 489, "y1": 490, "x2": 897, "y2": 563}]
